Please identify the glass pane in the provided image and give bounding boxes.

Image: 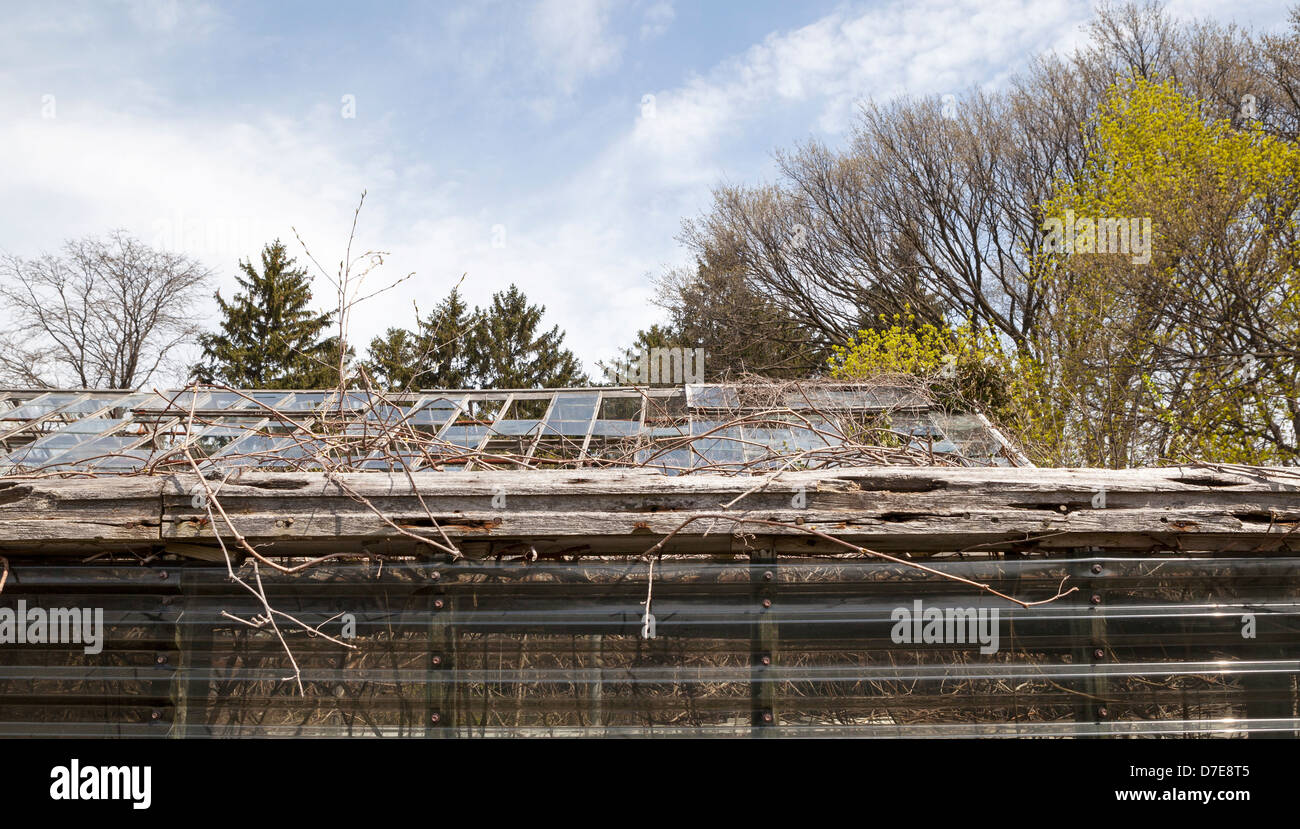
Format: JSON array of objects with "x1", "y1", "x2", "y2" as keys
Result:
[
  {"x1": 199, "y1": 392, "x2": 248, "y2": 410},
  {"x1": 249, "y1": 391, "x2": 294, "y2": 407},
  {"x1": 40, "y1": 434, "x2": 141, "y2": 467},
  {"x1": 90, "y1": 449, "x2": 151, "y2": 470},
  {"x1": 148, "y1": 391, "x2": 212, "y2": 413},
  {"x1": 591, "y1": 419, "x2": 639, "y2": 437},
  {"x1": 276, "y1": 392, "x2": 331, "y2": 411},
  {"x1": 1, "y1": 394, "x2": 86, "y2": 420},
  {"x1": 684, "y1": 385, "x2": 737, "y2": 409},
  {"x1": 550, "y1": 393, "x2": 598, "y2": 419},
  {"x1": 442, "y1": 424, "x2": 487, "y2": 447},
  {"x1": 489, "y1": 419, "x2": 540, "y2": 436},
  {"x1": 543, "y1": 393, "x2": 598, "y2": 436},
  {"x1": 690, "y1": 421, "x2": 745, "y2": 468},
  {"x1": 213, "y1": 432, "x2": 293, "y2": 459},
  {"x1": 409, "y1": 397, "x2": 461, "y2": 426},
  {"x1": 191, "y1": 421, "x2": 253, "y2": 456},
  {"x1": 593, "y1": 396, "x2": 641, "y2": 436}
]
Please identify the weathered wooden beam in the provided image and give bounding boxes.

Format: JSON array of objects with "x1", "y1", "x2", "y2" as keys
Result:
[{"x1": 2, "y1": 466, "x2": 1299, "y2": 556}]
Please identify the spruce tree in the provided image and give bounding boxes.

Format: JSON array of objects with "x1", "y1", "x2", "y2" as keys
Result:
[
  {"x1": 195, "y1": 241, "x2": 339, "y2": 388},
  {"x1": 364, "y1": 288, "x2": 477, "y2": 390},
  {"x1": 465, "y1": 285, "x2": 586, "y2": 388},
  {"x1": 364, "y1": 327, "x2": 418, "y2": 390}
]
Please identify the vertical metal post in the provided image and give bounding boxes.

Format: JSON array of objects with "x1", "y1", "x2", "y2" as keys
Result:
[
  {"x1": 1070, "y1": 551, "x2": 1110, "y2": 737},
  {"x1": 750, "y1": 547, "x2": 779, "y2": 736},
  {"x1": 425, "y1": 563, "x2": 456, "y2": 737}
]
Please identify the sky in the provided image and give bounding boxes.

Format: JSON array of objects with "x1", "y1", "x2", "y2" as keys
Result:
[{"x1": 0, "y1": 0, "x2": 1294, "y2": 382}]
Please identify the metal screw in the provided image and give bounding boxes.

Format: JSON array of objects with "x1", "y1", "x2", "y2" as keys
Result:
[
  {"x1": 1097, "y1": 707, "x2": 1110, "y2": 719},
  {"x1": 156, "y1": 655, "x2": 167, "y2": 665},
  {"x1": 1093, "y1": 648, "x2": 1105, "y2": 660},
  {"x1": 158, "y1": 570, "x2": 168, "y2": 580},
  {"x1": 793, "y1": 516, "x2": 805, "y2": 525},
  {"x1": 431, "y1": 655, "x2": 442, "y2": 666},
  {"x1": 1090, "y1": 594, "x2": 1102, "y2": 605},
  {"x1": 760, "y1": 655, "x2": 771, "y2": 666},
  {"x1": 761, "y1": 711, "x2": 773, "y2": 723},
  {"x1": 429, "y1": 713, "x2": 441, "y2": 724},
  {"x1": 150, "y1": 709, "x2": 161, "y2": 720},
  {"x1": 1091, "y1": 564, "x2": 1103, "y2": 574},
  {"x1": 431, "y1": 571, "x2": 441, "y2": 581},
  {"x1": 761, "y1": 598, "x2": 772, "y2": 608},
  {"x1": 433, "y1": 599, "x2": 444, "y2": 610},
  {"x1": 762, "y1": 571, "x2": 773, "y2": 581}
]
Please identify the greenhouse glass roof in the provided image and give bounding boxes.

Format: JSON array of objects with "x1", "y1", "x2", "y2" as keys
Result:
[{"x1": 0, "y1": 384, "x2": 1028, "y2": 475}]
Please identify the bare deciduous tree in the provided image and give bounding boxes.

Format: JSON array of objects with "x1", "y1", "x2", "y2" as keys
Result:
[
  {"x1": 673, "y1": 1, "x2": 1300, "y2": 369},
  {"x1": 0, "y1": 231, "x2": 211, "y2": 389}
]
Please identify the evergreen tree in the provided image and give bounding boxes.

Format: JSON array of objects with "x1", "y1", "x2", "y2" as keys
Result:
[
  {"x1": 364, "y1": 289, "x2": 477, "y2": 390},
  {"x1": 465, "y1": 285, "x2": 587, "y2": 388},
  {"x1": 363, "y1": 284, "x2": 585, "y2": 390},
  {"x1": 597, "y1": 323, "x2": 678, "y2": 385},
  {"x1": 364, "y1": 327, "x2": 418, "y2": 390},
  {"x1": 652, "y1": 252, "x2": 824, "y2": 380},
  {"x1": 195, "y1": 241, "x2": 339, "y2": 388}
]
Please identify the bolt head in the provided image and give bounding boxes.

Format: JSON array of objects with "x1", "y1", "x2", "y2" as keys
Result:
[
  {"x1": 150, "y1": 710, "x2": 161, "y2": 720},
  {"x1": 433, "y1": 599, "x2": 444, "y2": 610},
  {"x1": 158, "y1": 571, "x2": 168, "y2": 580},
  {"x1": 430, "y1": 713, "x2": 441, "y2": 724},
  {"x1": 761, "y1": 598, "x2": 772, "y2": 608},
  {"x1": 431, "y1": 655, "x2": 442, "y2": 666},
  {"x1": 762, "y1": 571, "x2": 773, "y2": 581},
  {"x1": 1097, "y1": 707, "x2": 1110, "y2": 719},
  {"x1": 1091, "y1": 564, "x2": 1103, "y2": 574},
  {"x1": 1093, "y1": 648, "x2": 1104, "y2": 659},
  {"x1": 1090, "y1": 594, "x2": 1102, "y2": 605},
  {"x1": 431, "y1": 571, "x2": 441, "y2": 581},
  {"x1": 156, "y1": 655, "x2": 167, "y2": 665},
  {"x1": 760, "y1": 655, "x2": 771, "y2": 666},
  {"x1": 761, "y1": 712, "x2": 773, "y2": 723}
]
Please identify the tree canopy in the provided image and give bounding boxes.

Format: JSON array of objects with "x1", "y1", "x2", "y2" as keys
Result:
[
  {"x1": 195, "y1": 240, "x2": 341, "y2": 389},
  {"x1": 363, "y1": 284, "x2": 586, "y2": 390},
  {"x1": 668, "y1": 3, "x2": 1300, "y2": 467},
  {"x1": 0, "y1": 231, "x2": 210, "y2": 389}
]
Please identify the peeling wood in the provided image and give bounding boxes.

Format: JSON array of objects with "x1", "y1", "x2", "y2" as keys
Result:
[{"x1": 1, "y1": 467, "x2": 1298, "y2": 556}]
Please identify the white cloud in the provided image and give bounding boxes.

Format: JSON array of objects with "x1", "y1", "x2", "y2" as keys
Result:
[
  {"x1": 640, "y1": 1, "x2": 675, "y2": 40},
  {"x1": 530, "y1": 0, "x2": 625, "y2": 93},
  {"x1": 0, "y1": 97, "x2": 462, "y2": 384},
  {"x1": 3, "y1": 0, "x2": 1295, "y2": 383},
  {"x1": 1162, "y1": 0, "x2": 1294, "y2": 28},
  {"x1": 358, "y1": 0, "x2": 1108, "y2": 371}
]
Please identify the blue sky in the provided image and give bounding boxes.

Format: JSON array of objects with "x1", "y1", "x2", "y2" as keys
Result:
[{"x1": 1, "y1": 0, "x2": 1293, "y2": 380}]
